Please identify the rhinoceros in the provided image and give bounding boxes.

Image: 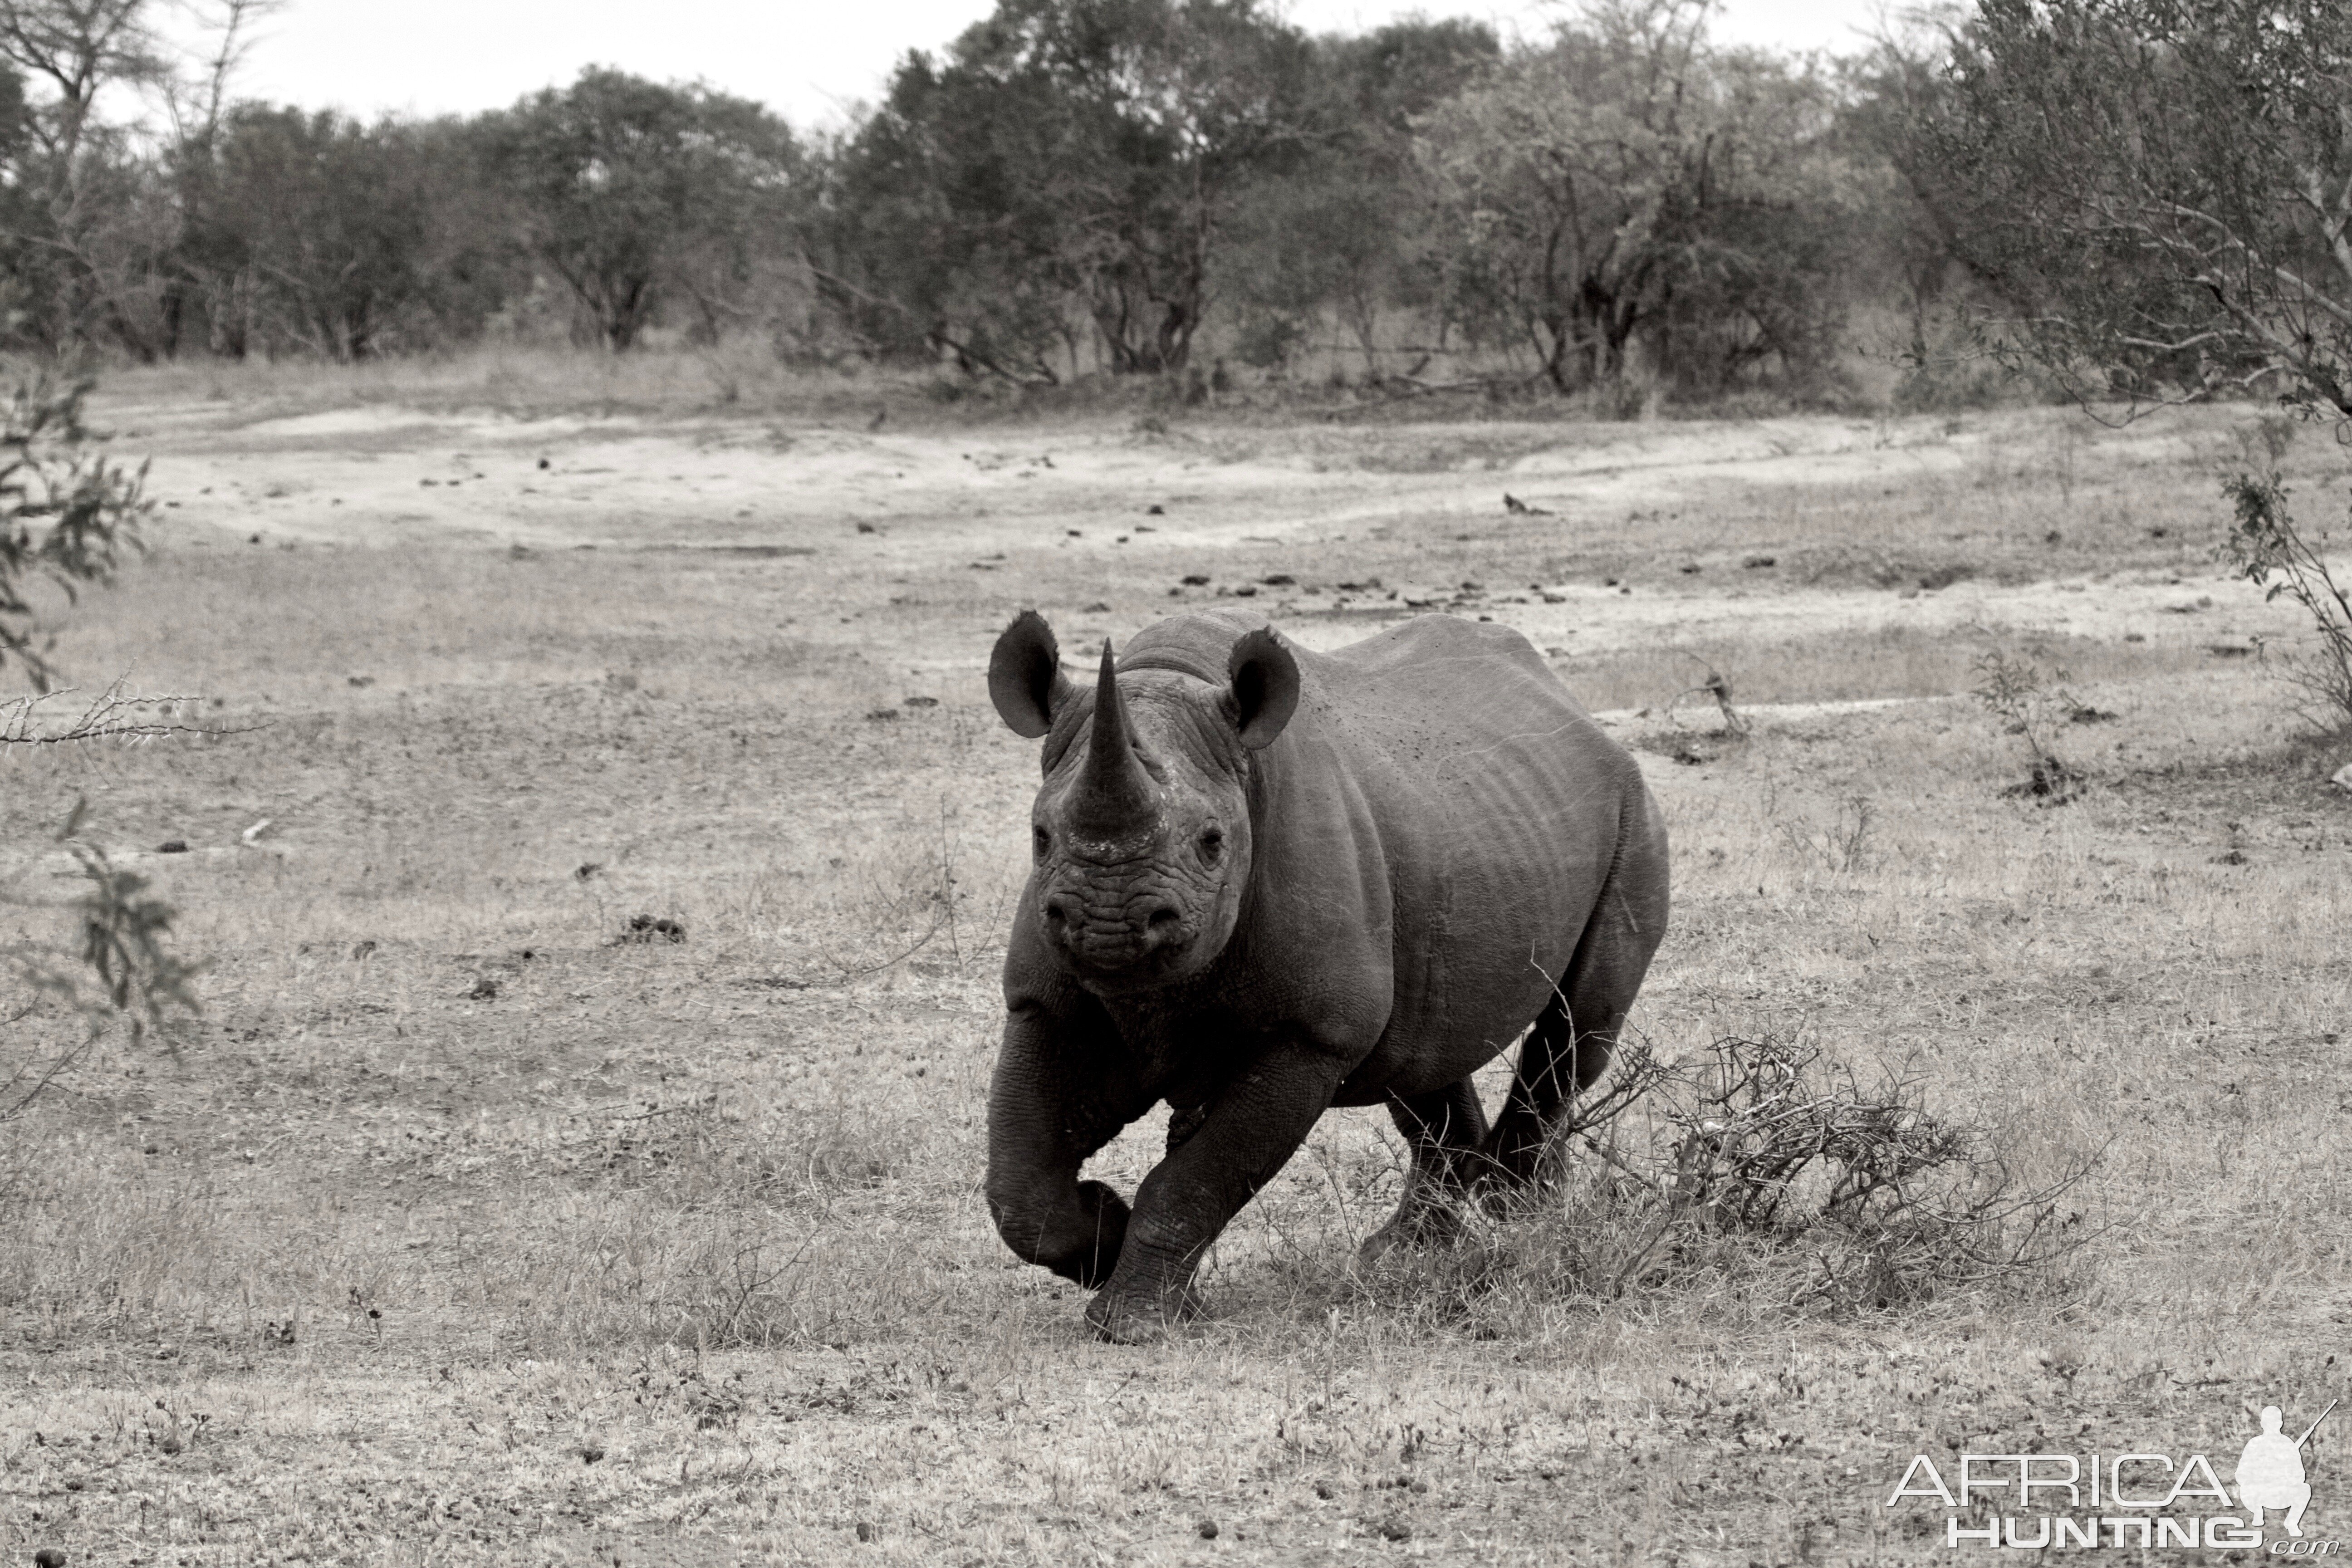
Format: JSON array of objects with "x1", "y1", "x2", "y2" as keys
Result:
[{"x1": 983, "y1": 608, "x2": 1669, "y2": 1341}]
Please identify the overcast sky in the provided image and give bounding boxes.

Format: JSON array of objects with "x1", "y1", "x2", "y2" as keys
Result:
[{"x1": 154, "y1": 0, "x2": 1891, "y2": 131}]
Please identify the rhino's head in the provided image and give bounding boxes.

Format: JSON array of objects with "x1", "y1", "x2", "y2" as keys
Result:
[{"x1": 988, "y1": 611, "x2": 1300, "y2": 993}]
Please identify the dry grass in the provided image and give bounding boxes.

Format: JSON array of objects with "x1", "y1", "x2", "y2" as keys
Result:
[{"x1": 1, "y1": 367, "x2": 2348, "y2": 1562}]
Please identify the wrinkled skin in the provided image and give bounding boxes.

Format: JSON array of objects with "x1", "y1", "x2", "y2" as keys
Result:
[{"x1": 984, "y1": 609, "x2": 1670, "y2": 1343}]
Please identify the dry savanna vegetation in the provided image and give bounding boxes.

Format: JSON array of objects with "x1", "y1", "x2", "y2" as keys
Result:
[{"x1": 3, "y1": 355, "x2": 2349, "y2": 1564}]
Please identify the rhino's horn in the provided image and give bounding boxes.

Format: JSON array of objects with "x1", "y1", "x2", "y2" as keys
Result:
[{"x1": 1073, "y1": 639, "x2": 1156, "y2": 833}]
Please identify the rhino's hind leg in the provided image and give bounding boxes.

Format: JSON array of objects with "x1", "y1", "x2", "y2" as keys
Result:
[
  {"x1": 1358, "y1": 1079, "x2": 1488, "y2": 1265},
  {"x1": 1481, "y1": 802, "x2": 1670, "y2": 1195},
  {"x1": 1477, "y1": 970, "x2": 1611, "y2": 1197}
]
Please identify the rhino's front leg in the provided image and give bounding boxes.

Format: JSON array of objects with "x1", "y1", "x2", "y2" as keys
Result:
[
  {"x1": 1087, "y1": 1044, "x2": 1348, "y2": 1343},
  {"x1": 985, "y1": 1000, "x2": 1152, "y2": 1289}
]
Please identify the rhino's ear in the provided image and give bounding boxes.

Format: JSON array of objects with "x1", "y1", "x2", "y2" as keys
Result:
[
  {"x1": 989, "y1": 610, "x2": 1072, "y2": 739},
  {"x1": 1226, "y1": 627, "x2": 1299, "y2": 750}
]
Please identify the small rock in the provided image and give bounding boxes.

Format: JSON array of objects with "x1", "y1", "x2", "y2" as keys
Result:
[
  {"x1": 1262, "y1": 574, "x2": 1295, "y2": 587},
  {"x1": 2045, "y1": 529, "x2": 2063, "y2": 543},
  {"x1": 1147, "y1": 504, "x2": 1164, "y2": 514},
  {"x1": 159, "y1": 1436, "x2": 181, "y2": 1456},
  {"x1": 537, "y1": 457, "x2": 551, "y2": 470},
  {"x1": 902, "y1": 696, "x2": 939, "y2": 708},
  {"x1": 1743, "y1": 555, "x2": 1777, "y2": 568},
  {"x1": 1082, "y1": 601, "x2": 1111, "y2": 613},
  {"x1": 2331, "y1": 763, "x2": 2352, "y2": 793},
  {"x1": 1181, "y1": 573, "x2": 1211, "y2": 587},
  {"x1": 855, "y1": 1521, "x2": 875, "y2": 1542},
  {"x1": 1377, "y1": 1518, "x2": 1412, "y2": 1541},
  {"x1": 1313, "y1": 1481, "x2": 1335, "y2": 1500},
  {"x1": 1197, "y1": 1518, "x2": 1219, "y2": 1540},
  {"x1": 856, "y1": 522, "x2": 877, "y2": 534},
  {"x1": 35, "y1": 1550, "x2": 66, "y2": 1568},
  {"x1": 467, "y1": 977, "x2": 500, "y2": 1001},
  {"x1": 158, "y1": 840, "x2": 188, "y2": 854},
  {"x1": 865, "y1": 707, "x2": 901, "y2": 721},
  {"x1": 576, "y1": 862, "x2": 603, "y2": 881},
  {"x1": 1233, "y1": 585, "x2": 1258, "y2": 598},
  {"x1": 580, "y1": 1445, "x2": 605, "y2": 1464},
  {"x1": 348, "y1": 675, "x2": 374, "y2": 687},
  {"x1": 1067, "y1": 529, "x2": 1083, "y2": 537}
]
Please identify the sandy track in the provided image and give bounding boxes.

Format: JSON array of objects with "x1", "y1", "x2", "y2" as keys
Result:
[{"x1": 111, "y1": 398, "x2": 2307, "y2": 661}]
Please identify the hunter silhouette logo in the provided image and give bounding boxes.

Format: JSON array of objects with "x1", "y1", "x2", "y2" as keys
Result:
[
  {"x1": 1884, "y1": 1396, "x2": 2337, "y2": 1549},
  {"x1": 2238, "y1": 1401, "x2": 2332, "y2": 1539}
]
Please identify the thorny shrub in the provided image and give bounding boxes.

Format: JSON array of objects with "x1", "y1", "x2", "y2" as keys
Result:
[{"x1": 1358, "y1": 1027, "x2": 2099, "y2": 1327}]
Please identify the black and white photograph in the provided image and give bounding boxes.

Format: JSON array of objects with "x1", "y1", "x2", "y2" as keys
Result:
[{"x1": 4, "y1": 0, "x2": 2349, "y2": 1559}]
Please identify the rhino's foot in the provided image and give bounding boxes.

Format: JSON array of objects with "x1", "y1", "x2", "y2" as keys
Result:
[
  {"x1": 1356, "y1": 1197, "x2": 1467, "y2": 1269},
  {"x1": 1084, "y1": 1284, "x2": 1203, "y2": 1345}
]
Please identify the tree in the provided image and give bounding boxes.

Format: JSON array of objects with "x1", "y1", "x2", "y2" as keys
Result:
[
  {"x1": 182, "y1": 108, "x2": 439, "y2": 360},
  {"x1": 828, "y1": 0, "x2": 1318, "y2": 378},
  {"x1": 1935, "y1": 0, "x2": 2352, "y2": 730},
  {"x1": 1936, "y1": 0, "x2": 2352, "y2": 415},
  {"x1": 1219, "y1": 18, "x2": 1499, "y2": 377},
  {"x1": 476, "y1": 68, "x2": 797, "y2": 352},
  {"x1": 1416, "y1": 0, "x2": 1854, "y2": 395},
  {"x1": 0, "y1": 0, "x2": 173, "y2": 353}
]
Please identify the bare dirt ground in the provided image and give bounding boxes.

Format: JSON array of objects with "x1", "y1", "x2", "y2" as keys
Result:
[{"x1": 4, "y1": 366, "x2": 2350, "y2": 1564}]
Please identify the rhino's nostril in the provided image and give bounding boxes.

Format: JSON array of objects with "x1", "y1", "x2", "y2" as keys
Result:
[{"x1": 1147, "y1": 906, "x2": 1182, "y2": 932}]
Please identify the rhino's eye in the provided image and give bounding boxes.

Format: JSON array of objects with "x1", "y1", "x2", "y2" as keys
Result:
[
  {"x1": 1032, "y1": 825, "x2": 1052, "y2": 859},
  {"x1": 1198, "y1": 824, "x2": 1225, "y2": 862}
]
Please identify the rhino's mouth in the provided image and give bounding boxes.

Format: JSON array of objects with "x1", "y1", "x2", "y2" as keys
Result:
[
  {"x1": 1034, "y1": 879, "x2": 1204, "y2": 987},
  {"x1": 1042, "y1": 887, "x2": 1196, "y2": 974}
]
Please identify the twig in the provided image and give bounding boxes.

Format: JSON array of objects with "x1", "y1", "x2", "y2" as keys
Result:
[{"x1": 815, "y1": 920, "x2": 942, "y2": 983}]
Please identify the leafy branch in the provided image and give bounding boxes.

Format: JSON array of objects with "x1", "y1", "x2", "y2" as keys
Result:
[
  {"x1": 0, "y1": 375, "x2": 154, "y2": 691},
  {"x1": 2218, "y1": 471, "x2": 2352, "y2": 731},
  {"x1": 4, "y1": 798, "x2": 202, "y2": 1123}
]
